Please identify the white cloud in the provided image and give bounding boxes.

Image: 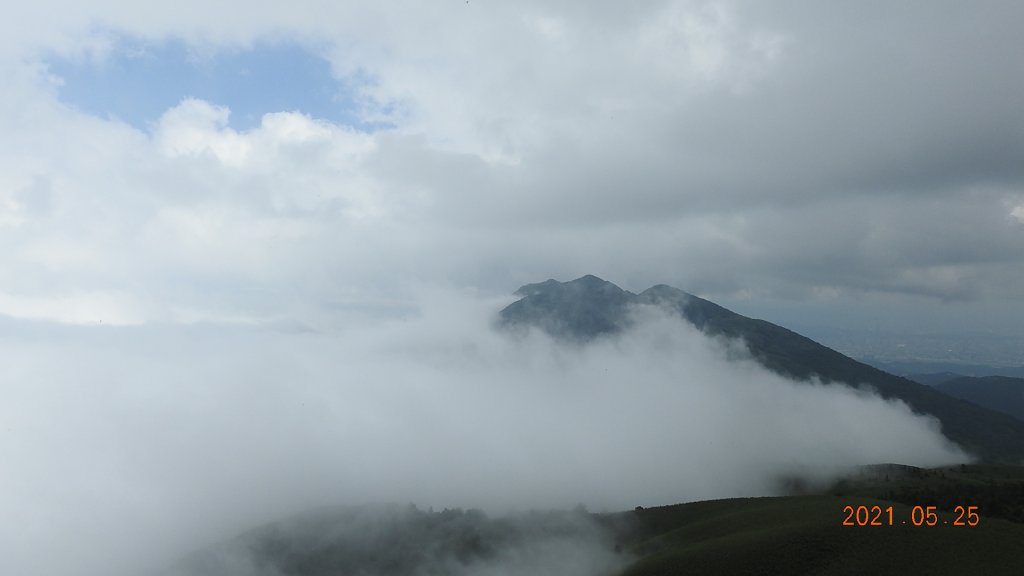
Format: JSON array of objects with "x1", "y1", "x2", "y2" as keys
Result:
[
  {"x1": 0, "y1": 1, "x2": 1017, "y2": 321},
  {"x1": 636, "y1": 0, "x2": 790, "y2": 92},
  {"x1": 0, "y1": 300, "x2": 967, "y2": 576},
  {"x1": 0, "y1": 289, "x2": 151, "y2": 324},
  {"x1": 523, "y1": 13, "x2": 568, "y2": 42},
  {"x1": 154, "y1": 98, "x2": 251, "y2": 164}
]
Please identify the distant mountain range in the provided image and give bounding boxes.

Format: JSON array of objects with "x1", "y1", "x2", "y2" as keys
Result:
[
  {"x1": 869, "y1": 360, "x2": 1024, "y2": 379},
  {"x1": 499, "y1": 275, "x2": 1024, "y2": 463},
  {"x1": 912, "y1": 375, "x2": 1024, "y2": 423}
]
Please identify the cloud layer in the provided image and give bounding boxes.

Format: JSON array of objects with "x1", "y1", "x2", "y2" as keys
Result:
[
  {"x1": 0, "y1": 1, "x2": 1022, "y2": 331},
  {"x1": 0, "y1": 299, "x2": 966, "y2": 575}
]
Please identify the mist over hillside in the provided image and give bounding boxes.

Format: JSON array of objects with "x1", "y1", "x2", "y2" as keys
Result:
[
  {"x1": 0, "y1": 285, "x2": 969, "y2": 576},
  {"x1": 167, "y1": 505, "x2": 626, "y2": 576},
  {"x1": 501, "y1": 276, "x2": 1024, "y2": 462}
]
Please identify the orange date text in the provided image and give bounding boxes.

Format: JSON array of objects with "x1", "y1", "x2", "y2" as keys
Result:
[{"x1": 841, "y1": 505, "x2": 979, "y2": 526}]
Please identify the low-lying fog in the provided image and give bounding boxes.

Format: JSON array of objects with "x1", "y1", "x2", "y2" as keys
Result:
[{"x1": 0, "y1": 291, "x2": 967, "y2": 576}]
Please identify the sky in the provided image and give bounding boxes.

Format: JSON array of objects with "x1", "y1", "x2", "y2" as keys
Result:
[
  {"x1": 0, "y1": 1, "x2": 1022, "y2": 574},
  {"x1": 44, "y1": 37, "x2": 381, "y2": 131},
  {"x1": 0, "y1": 0, "x2": 1020, "y2": 335}
]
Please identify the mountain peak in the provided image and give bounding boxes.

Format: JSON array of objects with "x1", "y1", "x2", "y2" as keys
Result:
[
  {"x1": 571, "y1": 274, "x2": 614, "y2": 286},
  {"x1": 638, "y1": 284, "x2": 691, "y2": 304},
  {"x1": 514, "y1": 275, "x2": 621, "y2": 297},
  {"x1": 497, "y1": 276, "x2": 1024, "y2": 462},
  {"x1": 513, "y1": 279, "x2": 562, "y2": 297},
  {"x1": 501, "y1": 275, "x2": 634, "y2": 340}
]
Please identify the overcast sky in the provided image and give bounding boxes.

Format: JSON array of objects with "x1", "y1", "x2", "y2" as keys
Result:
[
  {"x1": 0, "y1": 0, "x2": 1021, "y2": 333},
  {"x1": 1, "y1": 2, "x2": 1022, "y2": 575}
]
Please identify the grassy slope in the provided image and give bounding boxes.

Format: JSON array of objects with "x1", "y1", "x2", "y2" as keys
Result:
[
  {"x1": 829, "y1": 463, "x2": 1024, "y2": 523},
  {"x1": 614, "y1": 495, "x2": 1024, "y2": 576},
  {"x1": 172, "y1": 465, "x2": 1024, "y2": 575}
]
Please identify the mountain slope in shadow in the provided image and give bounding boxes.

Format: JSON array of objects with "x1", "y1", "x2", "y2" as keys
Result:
[
  {"x1": 934, "y1": 376, "x2": 1024, "y2": 422},
  {"x1": 498, "y1": 275, "x2": 1024, "y2": 463}
]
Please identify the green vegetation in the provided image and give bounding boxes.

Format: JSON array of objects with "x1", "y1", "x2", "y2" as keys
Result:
[
  {"x1": 172, "y1": 465, "x2": 1024, "y2": 575},
  {"x1": 609, "y1": 495, "x2": 1024, "y2": 576},
  {"x1": 601, "y1": 463, "x2": 1024, "y2": 575},
  {"x1": 829, "y1": 463, "x2": 1024, "y2": 524}
]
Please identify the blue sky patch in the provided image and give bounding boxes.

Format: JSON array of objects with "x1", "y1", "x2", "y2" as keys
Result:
[{"x1": 45, "y1": 36, "x2": 386, "y2": 132}]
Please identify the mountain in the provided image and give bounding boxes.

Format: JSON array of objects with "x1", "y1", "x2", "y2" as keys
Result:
[
  {"x1": 499, "y1": 275, "x2": 1024, "y2": 463},
  {"x1": 501, "y1": 275, "x2": 635, "y2": 340},
  {"x1": 867, "y1": 360, "x2": 1024, "y2": 379},
  {"x1": 907, "y1": 372, "x2": 965, "y2": 386},
  {"x1": 934, "y1": 376, "x2": 1024, "y2": 422}
]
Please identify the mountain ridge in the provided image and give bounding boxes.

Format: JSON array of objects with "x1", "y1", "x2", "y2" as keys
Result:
[
  {"x1": 934, "y1": 376, "x2": 1024, "y2": 422},
  {"x1": 498, "y1": 275, "x2": 1024, "y2": 463}
]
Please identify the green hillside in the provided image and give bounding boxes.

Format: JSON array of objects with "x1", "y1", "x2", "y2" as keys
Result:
[
  {"x1": 171, "y1": 478, "x2": 1024, "y2": 576},
  {"x1": 829, "y1": 463, "x2": 1024, "y2": 523},
  {"x1": 614, "y1": 495, "x2": 1024, "y2": 576}
]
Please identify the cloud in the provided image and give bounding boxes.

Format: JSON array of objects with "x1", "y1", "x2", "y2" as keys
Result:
[
  {"x1": 169, "y1": 505, "x2": 627, "y2": 576},
  {"x1": 0, "y1": 296, "x2": 967, "y2": 576},
  {"x1": 0, "y1": 1, "x2": 1022, "y2": 330}
]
